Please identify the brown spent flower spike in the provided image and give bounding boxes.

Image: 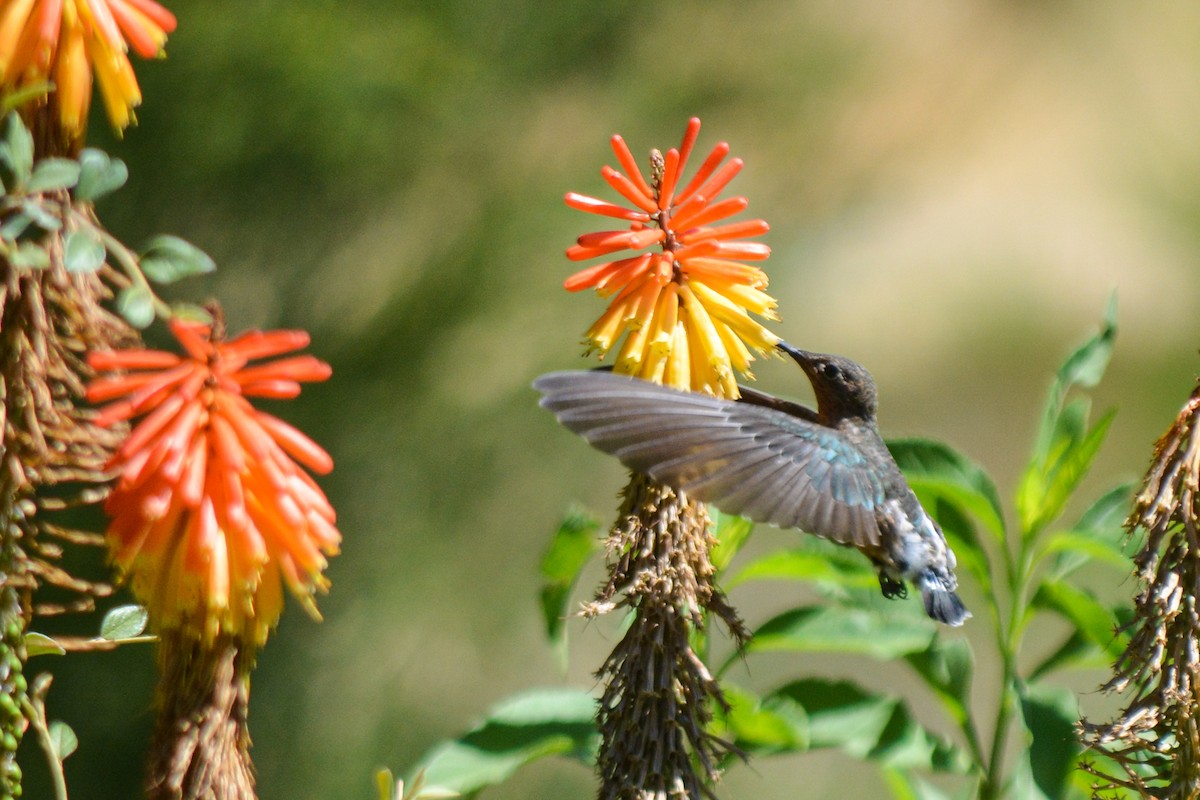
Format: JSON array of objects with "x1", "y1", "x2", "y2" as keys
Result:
[
  {"x1": 564, "y1": 117, "x2": 779, "y2": 399},
  {"x1": 87, "y1": 317, "x2": 340, "y2": 645},
  {"x1": 1082, "y1": 380, "x2": 1200, "y2": 797}
]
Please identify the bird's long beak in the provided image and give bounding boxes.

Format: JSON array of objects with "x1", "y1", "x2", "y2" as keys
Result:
[{"x1": 777, "y1": 341, "x2": 818, "y2": 367}]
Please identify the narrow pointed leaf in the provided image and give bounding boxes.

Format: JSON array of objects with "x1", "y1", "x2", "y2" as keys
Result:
[
  {"x1": 710, "y1": 510, "x2": 754, "y2": 573},
  {"x1": 727, "y1": 547, "x2": 878, "y2": 590},
  {"x1": 1031, "y1": 578, "x2": 1125, "y2": 657},
  {"x1": 413, "y1": 688, "x2": 598, "y2": 794},
  {"x1": 538, "y1": 509, "x2": 599, "y2": 667}
]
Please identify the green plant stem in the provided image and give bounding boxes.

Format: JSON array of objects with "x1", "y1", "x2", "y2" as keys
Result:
[
  {"x1": 22, "y1": 685, "x2": 67, "y2": 800},
  {"x1": 980, "y1": 529, "x2": 1037, "y2": 800},
  {"x1": 83, "y1": 214, "x2": 171, "y2": 318}
]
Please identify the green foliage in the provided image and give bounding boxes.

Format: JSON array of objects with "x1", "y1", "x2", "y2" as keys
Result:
[
  {"x1": 98, "y1": 605, "x2": 149, "y2": 642},
  {"x1": 0, "y1": 113, "x2": 215, "y2": 330},
  {"x1": 410, "y1": 689, "x2": 598, "y2": 797},
  {"x1": 383, "y1": 305, "x2": 1134, "y2": 798},
  {"x1": 537, "y1": 509, "x2": 599, "y2": 671},
  {"x1": 138, "y1": 235, "x2": 217, "y2": 284}
]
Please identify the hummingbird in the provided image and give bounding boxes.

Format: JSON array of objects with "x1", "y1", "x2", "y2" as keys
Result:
[{"x1": 534, "y1": 341, "x2": 970, "y2": 626}]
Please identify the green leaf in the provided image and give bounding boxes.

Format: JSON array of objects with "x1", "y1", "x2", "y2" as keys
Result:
[
  {"x1": 63, "y1": 228, "x2": 106, "y2": 274},
  {"x1": 1031, "y1": 578, "x2": 1125, "y2": 657},
  {"x1": 24, "y1": 632, "x2": 65, "y2": 657},
  {"x1": 11, "y1": 241, "x2": 49, "y2": 270},
  {"x1": 904, "y1": 636, "x2": 973, "y2": 727},
  {"x1": 770, "y1": 679, "x2": 893, "y2": 755},
  {"x1": 1041, "y1": 483, "x2": 1134, "y2": 578},
  {"x1": 48, "y1": 720, "x2": 78, "y2": 761},
  {"x1": 99, "y1": 604, "x2": 148, "y2": 640},
  {"x1": 768, "y1": 679, "x2": 967, "y2": 772},
  {"x1": 169, "y1": 302, "x2": 214, "y2": 324},
  {"x1": 1040, "y1": 531, "x2": 1130, "y2": 577},
  {"x1": 745, "y1": 605, "x2": 936, "y2": 660},
  {"x1": 717, "y1": 683, "x2": 807, "y2": 756},
  {"x1": 882, "y1": 768, "x2": 954, "y2": 800},
  {"x1": 1, "y1": 81, "x2": 52, "y2": 116},
  {"x1": 1, "y1": 112, "x2": 33, "y2": 187},
  {"x1": 75, "y1": 148, "x2": 128, "y2": 202},
  {"x1": 888, "y1": 438, "x2": 1005, "y2": 541},
  {"x1": 375, "y1": 767, "x2": 396, "y2": 800},
  {"x1": 1019, "y1": 299, "x2": 1118, "y2": 534},
  {"x1": 538, "y1": 509, "x2": 599, "y2": 668},
  {"x1": 0, "y1": 211, "x2": 32, "y2": 241},
  {"x1": 1076, "y1": 482, "x2": 1134, "y2": 532},
  {"x1": 26, "y1": 158, "x2": 80, "y2": 193},
  {"x1": 20, "y1": 198, "x2": 61, "y2": 231},
  {"x1": 116, "y1": 285, "x2": 156, "y2": 328},
  {"x1": 413, "y1": 688, "x2": 598, "y2": 795},
  {"x1": 710, "y1": 510, "x2": 754, "y2": 574},
  {"x1": 727, "y1": 547, "x2": 878, "y2": 590},
  {"x1": 1028, "y1": 630, "x2": 1105, "y2": 681},
  {"x1": 1024, "y1": 409, "x2": 1117, "y2": 536},
  {"x1": 1017, "y1": 682, "x2": 1082, "y2": 800},
  {"x1": 139, "y1": 235, "x2": 216, "y2": 283},
  {"x1": 1057, "y1": 292, "x2": 1118, "y2": 392}
]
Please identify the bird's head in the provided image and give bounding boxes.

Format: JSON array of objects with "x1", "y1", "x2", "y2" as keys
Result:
[{"x1": 777, "y1": 342, "x2": 878, "y2": 422}]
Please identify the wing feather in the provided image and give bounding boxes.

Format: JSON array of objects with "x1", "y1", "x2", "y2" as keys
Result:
[{"x1": 535, "y1": 370, "x2": 884, "y2": 548}]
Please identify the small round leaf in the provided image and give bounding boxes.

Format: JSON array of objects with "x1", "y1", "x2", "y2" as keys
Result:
[
  {"x1": 63, "y1": 228, "x2": 106, "y2": 274},
  {"x1": 48, "y1": 721, "x2": 78, "y2": 761},
  {"x1": 116, "y1": 285, "x2": 156, "y2": 329},
  {"x1": 27, "y1": 158, "x2": 80, "y2": 193},
  {"x1": 99, "y1": 604, "x2": 149, "y2": 640},
  {"x1": 11, "y1": 241, "x2": 50, "y2": 270},
  {"x1": 75, "y1": 148, "x2": 128, "y2": 202}
]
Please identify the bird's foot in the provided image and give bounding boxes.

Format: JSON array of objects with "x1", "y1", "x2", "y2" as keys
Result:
[{"x1": 878, "y1": 572, "x2": 908, "y2": 600}]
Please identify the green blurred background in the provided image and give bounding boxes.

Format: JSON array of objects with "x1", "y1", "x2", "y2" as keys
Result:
[{"x1": 21, "y1": 1, "x2": 1200, "y2": 797}]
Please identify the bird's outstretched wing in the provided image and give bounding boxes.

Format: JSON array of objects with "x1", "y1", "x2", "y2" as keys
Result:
[{"x1": 535, "y1": 370, "x2": 887, "y2": 549}]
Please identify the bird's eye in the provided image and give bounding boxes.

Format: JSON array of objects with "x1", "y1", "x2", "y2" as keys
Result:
[{"x1": 823, "y1": 363, "x2": 841, "y2": 378}]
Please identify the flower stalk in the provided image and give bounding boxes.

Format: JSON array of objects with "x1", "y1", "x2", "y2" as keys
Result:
[{"x1": 564, "y1": 119, "x2": 770, "y2": 799}]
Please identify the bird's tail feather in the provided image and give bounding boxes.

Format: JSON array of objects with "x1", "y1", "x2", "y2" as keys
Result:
[{"x1": 918, "y1": 571, "x2": 970, "y2": 627}]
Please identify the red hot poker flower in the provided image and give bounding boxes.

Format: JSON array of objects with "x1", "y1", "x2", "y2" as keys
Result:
[
  {"x1": 564, "y1": 117, "x2": 779, "y2": 399},
  {"x1": 87, "y1": 319, "x2": 339, "y2": 644},
  {"x1": 0, "y1": 0, "x2": 178, "y2": 139}
]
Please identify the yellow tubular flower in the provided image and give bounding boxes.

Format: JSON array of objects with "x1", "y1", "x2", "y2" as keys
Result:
[
  {"x1": 0, "y1": 0, "x2": 176, "y2": 143},
  {"x1": 564, "y1": 118, "x2": 779, "y2": 399}
]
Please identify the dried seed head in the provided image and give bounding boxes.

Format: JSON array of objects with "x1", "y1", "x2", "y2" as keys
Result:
[
  {"x1": 590, "y1": 473, "x2": 746, "y2": 800},
  {"x1": 1082, "y1": 380, "x2": 1200, "y2": 798}
]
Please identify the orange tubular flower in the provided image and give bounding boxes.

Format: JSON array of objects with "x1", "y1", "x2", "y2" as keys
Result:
[
  {"x1": 0, "y1": 0, "x2": 176, "y2": 137},
  {"x1": 87, "y1": 319, "x2": 339, "y2": 645},
  {"x1": 564, "y1": 117, "x2": 779, "y2": 399}
]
